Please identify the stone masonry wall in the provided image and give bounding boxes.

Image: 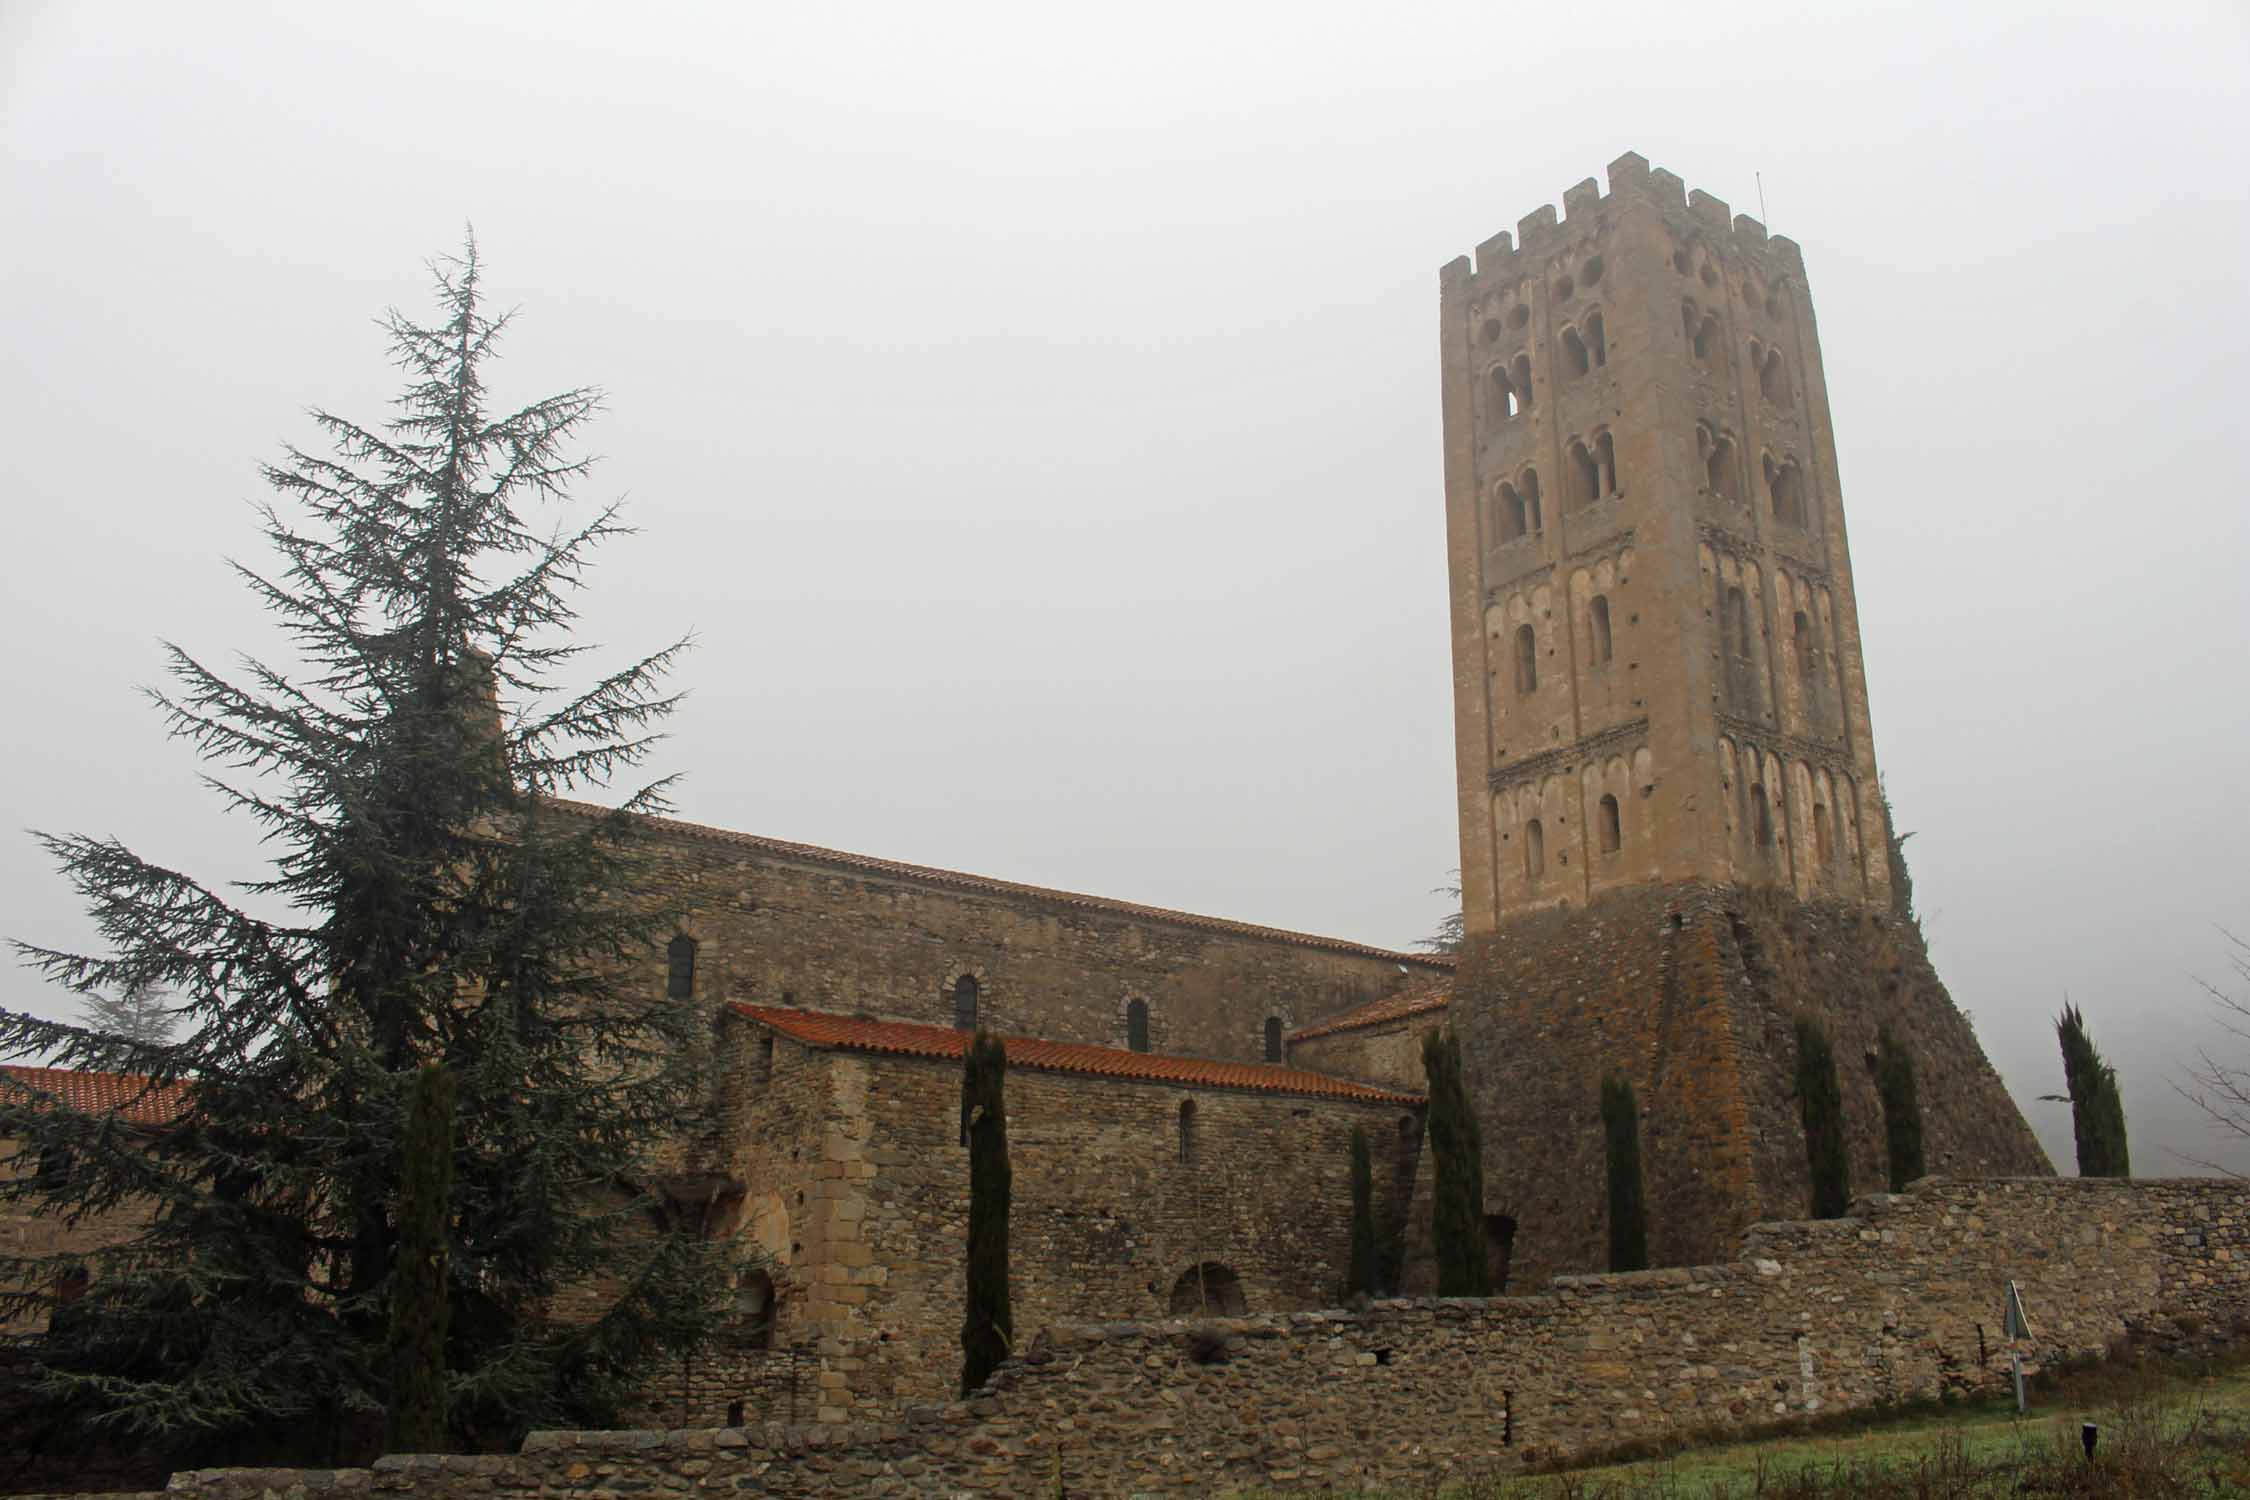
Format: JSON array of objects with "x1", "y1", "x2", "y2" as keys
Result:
[
  {"x1": 1454, "y1": 882, "x2": 2049, "y2": 1288},
  {"x1": 709, "y1": 1036, "x2": 1423, "y2": 1422},
  {"x1": 622, "y1": 810, "x2": 1449, "y2": 1064},
  {"x1": 147, "y1": 1177, "x2": 2250, "y2": 1500}
]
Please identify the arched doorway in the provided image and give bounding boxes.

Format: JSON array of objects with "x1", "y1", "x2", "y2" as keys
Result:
[{"x1": 1167, "y1": 1262, "x2": 1246, "y2": 1316}]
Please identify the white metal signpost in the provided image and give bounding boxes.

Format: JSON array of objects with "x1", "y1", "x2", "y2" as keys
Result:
[{"x1": 2003, "y1": 1279, "x2": 2033, "y2": 1414}]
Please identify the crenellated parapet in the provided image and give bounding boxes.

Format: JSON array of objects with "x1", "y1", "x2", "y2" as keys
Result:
[{"x1": 1441, "y1": 151, "x2": 1807, "y2": 296}]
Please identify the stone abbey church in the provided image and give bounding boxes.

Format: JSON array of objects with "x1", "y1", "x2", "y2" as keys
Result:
[
  {"x1": 4, "y1": 153, "x2": 2054, "y2": 1429},
  {"x1": 615, "y1": 151, "x2": 2052, "y2": 1422}
]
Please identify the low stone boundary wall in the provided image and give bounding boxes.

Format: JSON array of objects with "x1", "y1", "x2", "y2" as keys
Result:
[{"x1": 43, "y1": 1177, "x2": 2250, "y2": 1498}]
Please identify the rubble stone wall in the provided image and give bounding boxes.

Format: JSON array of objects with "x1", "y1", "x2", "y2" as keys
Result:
[
  {"x1": 1454, "y1": 883, "x2": 2050, "y2": 1288},
  {"x1": 628, "y1": 812, "x2": 1448, "y2": 1063},
  {"x1": 134, "y1": 1177, "x2": 2249, "y2": 1500},
  {"x1": 708, "y1": 1040, "x2": 1423, "y2": 1421}
]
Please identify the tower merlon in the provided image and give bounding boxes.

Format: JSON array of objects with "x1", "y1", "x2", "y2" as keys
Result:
[{"x1": 1443, "y1": 154, "x2": 1811, "y2": 284}]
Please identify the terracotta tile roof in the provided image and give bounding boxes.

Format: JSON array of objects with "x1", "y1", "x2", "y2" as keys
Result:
[
  {"x1": 0, "y1": 1065, "x2": 191, "y2": 1128},
  {"x1": 1286, "y1": 979, "x2": 1452, "y2": 1043},
  {"x1": 549, "y1": 798, "x2": 1455, "y2": 971},
  {"x1": 730, "y1": 1004, "x2": 1425, "y2": 1106}
]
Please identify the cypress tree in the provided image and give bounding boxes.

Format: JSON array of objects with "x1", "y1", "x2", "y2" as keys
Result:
[
  {"x1": 1874, "y1": 1026, "x2": 1925, "y2": 1192},
  {"x1": 387, "y1": 1063, "x2": 455, "y2": 1453},
  {"x1": 0, "y1": 243, "x2": 738, "y2": 1457},
  {"x1": 1420, "y1": 1027, "x2": 1490, "y2": 1297},
  {"x1": 2056, "y1": 1003, "x2": 2131, "y2": 1177},
  {"x1": 959, "y1": 1030, "x2": 1012, "y2": 1394},
  {"x1": 1794, "y1": 1017, "x2": 1852, "y2": 1218},
  {"x1": 1346, "y1": 1125, "x2": 1377, "y2": 1298},
  {"x1": 1599, "y1": 1073, "x2": 1649, "y2": 1273}
]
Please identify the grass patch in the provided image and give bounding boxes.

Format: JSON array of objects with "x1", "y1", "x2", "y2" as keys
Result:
[{"x1": 1223, "y1": 1350, "x2": 2250, "y2": 1498}]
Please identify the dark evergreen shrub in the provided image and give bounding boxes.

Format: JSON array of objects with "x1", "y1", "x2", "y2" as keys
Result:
[
  {"x1": 1794, "y1": 1016, "x2": 1852, "y2": 1218},
  {"x1": 1420, "y1": 1027, "x2": 1490, "y2": 1296},
  {"x1": 959, "y1": 1029, "x2": 1013, "y2": 1394},
  {"x1": 1347, "y1": 1124, "x2": 1378, "y2": 1298},
  {"x1": 1600, "y1": 1073, "x2": 1649, "y2": 1273},
  {"x1": 1875, "y1": 1025, "x2": 1925, "y2": 1192}
]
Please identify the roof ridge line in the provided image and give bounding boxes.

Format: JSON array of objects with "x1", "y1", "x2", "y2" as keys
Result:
[{"x1": 547, "y1": 798, "x2": 1456, "y2": 969}]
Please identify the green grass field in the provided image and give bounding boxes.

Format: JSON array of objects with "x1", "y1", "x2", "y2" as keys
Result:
[{"x1": 1233, "y1": 1355, "x2": 2250, "y2": 1498}]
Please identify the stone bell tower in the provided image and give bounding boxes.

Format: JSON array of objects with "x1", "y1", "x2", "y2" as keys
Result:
[
  {"x1": 1433, "y1": 155, "x2": 2051, "y2": 1289},
  {"x1": 1439, "y1": 151, "x2": 1891, "y2": 935}
]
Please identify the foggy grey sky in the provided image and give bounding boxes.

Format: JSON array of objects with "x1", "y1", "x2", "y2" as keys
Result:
[{"x1": 5, "y1": 1, "x2": 2247, "y2": 1176}]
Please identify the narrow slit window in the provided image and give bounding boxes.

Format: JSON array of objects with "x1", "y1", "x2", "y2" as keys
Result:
[
  {"x1": 666, "y1": 936, "x2": 697, "y2": 1000},
  {"x1": 1511, "y1": 354, "x2": 1534, "y2": 410},
  {"x1": 1595, "y1": 430, "x2": 1617, "y2": 496},
  {"x1": 1524, "y1": 818, "x2": 1546, "y2": 884},
  {"x1": 1519, "y1": 468, "x2": 1543, "y2": 532},
  {"x1": 1514, "y1": 624, "x2": 1538, "y2": 694},
  {"x1": 1126, "y1": 998, "x2": 1150, "y2": 1053},
  {"x1": 1590, "y1": 595, "x2": 1614, "y2": 664},
  {"x1": 1599, "y1": 794, "x2": 1621, "y2": 853},
  {"x1": 1793, "y1": 611, "x2": 1814, "y2": 682},
  {"x1": 1263, "y1": 1016, "x2": 1283, "y2": 1063},
  {"x1": 1813, "y1": 803, "x2": 1832, "y2": 863},
  {"x1": 1586, "y1": 311, "x2": 1607, "y2": 368},
  {"x1": 1177, "y1": 1099, "x2": 1197, "y2": 1163},
  {"x1": 952, "y1": 974, "x2": 979, "y2": 1031},
  {"x1": 1752, "y1": 785, "x2": 1774, "y2": 848}
]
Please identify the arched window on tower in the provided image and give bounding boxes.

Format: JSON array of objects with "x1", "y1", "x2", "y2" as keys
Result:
[
  {"x1": 1511, "y1": 353, "x2": 1534, "y2": 411},
  {"x1": 1759, "y1": 345, "x2": 1789, "y2": 405},
  {"x1": 1518, "y1": 467, "x2": 1542, "y2": 532},
  {"x1": 1813, "y1": 800, "x2": 1832, "y2": 864},
  {"x1": 1598, "y1": 794, "x2": 1622, "y2": 854},
  {"x1": 1595, "y1": 430, "x2": 1618, "y2": 497},
  {"x1": 1590, "y1": 595, "x2": 1614, "y2": 665},
  {"x1": 1487, "y1": 364, "x2": 1519, "y2": 423},
  {"x1": 1514, "y1": 624, "x2": 1538, "y2": 694},
  {"x1": 1586, "y1": 311, "x2": 1607, "y2": 368},
  {"x1": 1692, "y1": 311, "x2": 1720, "y2": 363},
  {"x1": 1752, "y1": 784, "x2": 1775, "y2": 849},
  {"x1": 1126, "y1": 997, "x2": 1151, "y2": 1053},
  {"x1": 1524, "y1": 818, "x2": 1546, "y2": 885},
  {"x1": 1765, "y1": 455, "x2": 1805, "y2": 528},
  {"x1": 1561, "y1": 325, "x2": 1590, "y2": 380},
  {"x1": 1566, "y1": 439, "x2": 1600, "y2": 509},
  {"x1": 952, "y1": 974, "x2": 979, "y2": 1031},
  {"x1": 666, "y1": 936, "x2": 697, "y2": 1000},
  {"x1": 1497, "y1": 480, "x2": 1534, "y2": 542},
  {"x1": 1793, "y1": 610, "x2": 1815, "y2": 685},
  {"x1": 1704, "y1": 428, "x2": 1737, "y2": 501},
  {"x1": 1725, "y1": 587, "x2": 1752, "y2": 660},
  {"x1": 1263, "y1": 1016, "x2": 1283, "y2": 1064}
]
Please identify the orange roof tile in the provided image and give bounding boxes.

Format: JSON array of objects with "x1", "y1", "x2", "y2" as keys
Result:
[
  {"x1": 731, "y1": 1005, "x2": 1424, "y2": 1106},
  {"x1": 1287, "y1": 980, "x2": 1452, "y2": 1042},
  {"x1": 550, "y1": 798, "x2": 1456, "y2": 970},
  {"x1": 0, "y1": 1065, "x2": 191, "y2": 1128}
]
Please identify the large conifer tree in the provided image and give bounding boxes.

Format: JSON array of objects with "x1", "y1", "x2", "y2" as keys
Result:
[{"x1": 0, "y1": 242, "x2": 733, "y2": 1458}]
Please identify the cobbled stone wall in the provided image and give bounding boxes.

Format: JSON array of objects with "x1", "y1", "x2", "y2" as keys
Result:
[
  {"x1": 125, "y1": 1176, "x2": 2248, "y2": 1500},
  {"x1": 706, "y1": 1038, "x2": 1424, "y2": 1423}
]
